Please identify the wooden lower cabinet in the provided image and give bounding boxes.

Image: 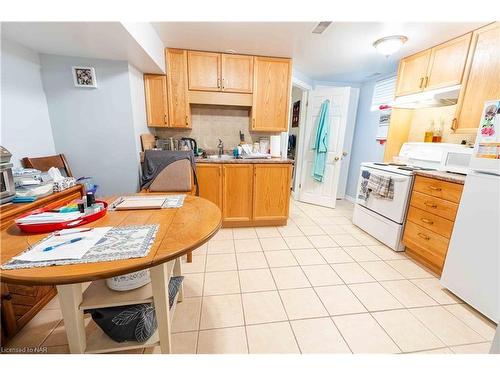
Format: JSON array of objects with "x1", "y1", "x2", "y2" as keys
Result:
[
  {"x1": 0, "y1": 185, "x2": 84, "y2": 344},
  {"x1": 196, "y1": 162, "x2": 292, "y2": 227},
  {"x1": 222, "y1": 164, "x2": 254, "y2": 223},
  {"x1": 403, "y1": 176, "x2": 463, "y2": 276},
  {"x1": 196, "y1": 164, "x2": 222, "y2": 210},
  {"x1": 253, "y1": 164, "x2": 291, "y2": 222}
]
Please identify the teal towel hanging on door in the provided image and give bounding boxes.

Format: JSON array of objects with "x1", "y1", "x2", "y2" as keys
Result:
[{"x1": 311, "y1": 99, "x2": 330, "y2": 182}]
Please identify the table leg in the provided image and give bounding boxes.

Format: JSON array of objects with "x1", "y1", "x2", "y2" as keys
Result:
[
  {"x1": 173, "y1": 257, "x2": 184, "y2": 303},
  {"x1": 56, "y1": 283, "x2": 86, "y2": 354},
  {"x1": 150, "y1": 263, "x2": 172, "y2": 354},
  {"x1": 186, "y1": 252, "x2": 193, "y2": 263}
]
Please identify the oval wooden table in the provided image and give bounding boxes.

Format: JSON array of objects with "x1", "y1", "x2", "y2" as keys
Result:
[{"x1": 0, "y1": 195, "x2": 222, "y2": 354}]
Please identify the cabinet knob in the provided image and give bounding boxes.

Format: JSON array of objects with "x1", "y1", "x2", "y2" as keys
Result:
[
  {"x1": 417, "y1": 233, "x2": 430, "y2": 241},
  {"x1": 428, "y1": 185, "x2": 442, "y2": 191},
  {"x1": 424, "y1": 201, "x2": 438, "y2": 208},
  {"x1": 421, "y1": 218, "x2": 434, "y2": 225},
  {"x1": 451, "y1": 118, "x2": 458, "y2": 131},
  {"x1": 419, "y1": 77, "x2": 424, "y2": 88}
]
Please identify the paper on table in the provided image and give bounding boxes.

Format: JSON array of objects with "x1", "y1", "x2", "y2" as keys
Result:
[
  {"x1": 16, "y1": 212, "x2": 83, "y2": 224},
  {"x1": 13, "y1": 227, "x2": 112, "y2": 262}
]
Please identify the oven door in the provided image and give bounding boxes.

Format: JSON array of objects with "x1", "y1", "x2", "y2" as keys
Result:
[{"x1": 356, "y1": 166, "x2": 413, "y2": 224}]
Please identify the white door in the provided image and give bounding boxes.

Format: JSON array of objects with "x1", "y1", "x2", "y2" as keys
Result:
[{"x1": 298, "y1": 86, "x2": 355, "y2": 208}]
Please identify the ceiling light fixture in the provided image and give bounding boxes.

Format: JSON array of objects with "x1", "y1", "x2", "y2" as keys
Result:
[{"x1": 373, "y1": 35, "x2": 408, "y2": 56}]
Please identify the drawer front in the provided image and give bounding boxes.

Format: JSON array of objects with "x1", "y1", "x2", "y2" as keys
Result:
[
  {"x1": 413, "y1": 176, "x2": 463, "y2": 203},
  {"x1": 403, "y1": 221, "x2": 449, "y2": 263},
  {"x1": 407, "y1": 206, "x2": 454, "y2": 238},
  {"x1": 409, "y1": 191, "x2": 459, "y2": 221}
]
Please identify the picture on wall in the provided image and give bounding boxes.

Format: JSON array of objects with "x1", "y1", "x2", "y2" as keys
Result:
[
  {"x1": 72, "y1": 66, "x2": 97, "y2": 88},
  {"x1": 292, "y1": 100, "x2": 300, "y2": 127}
]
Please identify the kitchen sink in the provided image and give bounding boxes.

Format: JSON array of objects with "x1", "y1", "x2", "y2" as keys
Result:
[{"x1": 206, "y1": 155, "x2": 234, "y2": 160}]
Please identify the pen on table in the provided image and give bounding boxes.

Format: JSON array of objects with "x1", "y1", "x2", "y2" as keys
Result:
[
  {"x1": 43, "y1": 237, "x2": 83, "y2": 252},
  {"x1": 54, "y1": 228, "x2": 93, "y2": 236}
]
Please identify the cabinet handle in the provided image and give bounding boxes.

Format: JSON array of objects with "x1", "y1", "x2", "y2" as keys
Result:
[
  {"x1": 451, "y1": 118, "x2": 458, "y2": 131},
  {"x1": 418, "y1": 233, "x2": 431, "y2": 241},
  {"x1": 185, "y1": 115, "x2": 189, "y2": 126},
  {"x1": 421, "y1": 217, "x2": 434, "y2": 225},
  {"x1": 428, "y1": 185, "x2": 442, "y2": 191},
  {"x1": 252, "y1": 118, "x2": 256, "y2": 128},
  {"x1": 419, "y1": 77, "x2": 424, "y2": 88},
  {"x1": 164, "y1": 114, "x2": 168, "y2": 124},
  {"x1": 221, "y1": 78, "x2": 225, "y2": 91},
  {"x1": 424, "y1": 201, "x2": 438, "y2": 208},
  {"x1": 424, "y1": 76, "x2": 429, "y2": 88}
]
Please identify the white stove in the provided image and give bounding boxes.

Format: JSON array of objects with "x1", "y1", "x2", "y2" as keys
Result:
[{"x1": 353, "y1": 142, "x2": 471, "y2": 251}]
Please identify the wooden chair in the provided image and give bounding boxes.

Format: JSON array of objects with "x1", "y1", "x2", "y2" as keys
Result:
[
  {"x1": 22, "y1": 154, "x2": 73, "y2": 177},
  {"x1": 140, "y1": 133, "x2": 156, "y2": 152},
  {"x1": 143, "y1": 159, "x2": 197, "y2": 262}
]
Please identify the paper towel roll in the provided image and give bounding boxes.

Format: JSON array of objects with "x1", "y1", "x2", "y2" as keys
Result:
[{"x1": 270, "y1": 135, "x2": 281, "y2": 158}]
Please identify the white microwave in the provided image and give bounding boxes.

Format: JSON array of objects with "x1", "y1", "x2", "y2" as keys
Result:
[{"x1": 440, "y1": 147, "x2": 473, "y2": 174}]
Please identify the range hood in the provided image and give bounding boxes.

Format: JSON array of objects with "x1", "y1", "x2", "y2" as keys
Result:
[{"x1": 392, "y1": 85, "x2": 461, "y2": 109}]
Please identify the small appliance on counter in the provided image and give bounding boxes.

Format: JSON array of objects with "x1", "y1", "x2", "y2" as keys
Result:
[
  {"x1": 441, "y1": 99, "x2": 500, "y2": 322},
  {"x1": 0, "y1": 146, "x2": 16, "y2": 205}
]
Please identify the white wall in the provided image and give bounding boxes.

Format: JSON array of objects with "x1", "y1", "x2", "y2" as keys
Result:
[
  {"x1": 39, "y1": 54, "x2": 141, "y2": 196},
  {"x1": 0, "y1": 37, "x2": 56, "y2": 166},
  {"x1": 128, "y1": 63, "x2": 150, "y2": 159}
]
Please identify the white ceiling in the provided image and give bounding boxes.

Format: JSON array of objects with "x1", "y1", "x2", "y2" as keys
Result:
[
  {"x1": 152, "y1": 22, "x2": 487, "y2": 82},
  {"x1": 1, "y1": 22, "x2": 165, "y2": 73}
]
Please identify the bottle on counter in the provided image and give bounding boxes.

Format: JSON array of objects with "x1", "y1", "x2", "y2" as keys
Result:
[
  {"x1": 432, "y1": 119, "x2": 443, "y2": 143},
  {"x1": 424, "y1": 121, "x2": 434, "y2": 142}
]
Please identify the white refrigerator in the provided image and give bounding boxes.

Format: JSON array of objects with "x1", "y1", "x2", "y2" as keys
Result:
[{"x1": 441, "y1": 100, "x2": 500, "y2": 322}]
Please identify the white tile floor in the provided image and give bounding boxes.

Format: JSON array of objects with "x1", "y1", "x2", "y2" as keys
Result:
[{"x1": 4, "y1": 199, "x2": 497, "y2": 354}]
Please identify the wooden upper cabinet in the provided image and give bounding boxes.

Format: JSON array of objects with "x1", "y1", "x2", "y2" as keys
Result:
[
  {"x1": 253, "y1": 164, "x2": 291, "y2": 221},
  {"x1": 425, "y1": 33, "x2": 472, "y2": 91},
  {"x1": 196, "y1": 164, "x2": 222, "y2": 210},
  {"x1": 166, "y1": 49, "x2": 191, "y2": 128},
  {"x1": 222, "y1": 164, "x2": 253, "y2": 222},
  {"x1": 144, "y1": 74, "x2": 168, "y2": 127},
  {"x1": 252, "y1": 56, "x2": 292, "y2": 132},
  {"x1": 187, "y1": 51, "x2": 221, "y2": 92},
  {"x1": 454, "y1": 22, "x2": 500, "y2": 133},
  {"x1": 221, "y1": 54, "x2": 254, "y2": 93},
  {"x1": 395, "y1": 49, "x2": 431, "y2": 97}
]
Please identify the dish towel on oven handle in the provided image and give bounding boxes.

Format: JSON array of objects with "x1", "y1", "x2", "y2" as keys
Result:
[
  {"x1": 358, "y1": 170, "x2": 371, "y2": 202},
  {"x1": 367, "y1": 173, "x2": 394, "y2": 200}
]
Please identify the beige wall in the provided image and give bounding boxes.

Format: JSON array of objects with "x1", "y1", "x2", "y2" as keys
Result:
[
  {"x1": 154, "y1": 105, "x2": 278, "y2": 152},
  {"x1": 407, "y1": 105, "x2": 477, "y2": 145}
]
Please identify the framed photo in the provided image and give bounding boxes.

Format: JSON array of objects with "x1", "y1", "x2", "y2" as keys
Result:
[
  {"x1": 72, "y1": 66, "x2": 97, "y2": 88},
  {"x1": 292, "y1": 100, "x2": 300, "y2": 127}
]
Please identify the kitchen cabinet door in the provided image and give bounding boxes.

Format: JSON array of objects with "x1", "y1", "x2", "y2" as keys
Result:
[
  {"x1": 395, "y1": 49, "x2": 431, "y2": 97},
  {"x1": 253, "y1": 164, "x2": 291, "y2": 221},
  {"x1": 166, "y1": 49, "x2": 191, "y2": 128},
  {"x1": 425, "y1": 33, "x2": 472, "y2": 91},
  {"x1": 187, "y1": 51, "x2": 221, "y2": 92},
  {"x1": 196, "y1": 164, "x2": 222, "y2": 210},
  {"x1": 144, "y1": 74, "x2": 168, "y2": 127},
  {"x1": 453, "y1": 22, "x2": 500, "y2": 133},
  {"x1": 221, "y1": 54, "x2": 253, "y2": 93},
  {"x1": 252, "y1": 56, "x2": 292, "y2": 132},
  {"x1": 222, "y1": 164, "x2": 253, "y2": 222}
]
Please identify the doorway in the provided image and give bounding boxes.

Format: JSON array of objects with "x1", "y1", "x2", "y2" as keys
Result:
[{"x1": 296, "y1": 85, "x2": 359, "y2": 208}]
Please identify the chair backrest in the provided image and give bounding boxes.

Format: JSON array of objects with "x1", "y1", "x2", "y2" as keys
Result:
[
  {"x1": 21, "y1": 154, "x2": 73, "y2": 177},
  {"x1": 148, "y1": 159, "x2": 193, "y2": 192}
]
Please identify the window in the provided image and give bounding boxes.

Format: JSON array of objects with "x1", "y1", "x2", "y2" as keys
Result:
[{"x1": 370, "y1": 76, "x2": 397, "y2": 111}]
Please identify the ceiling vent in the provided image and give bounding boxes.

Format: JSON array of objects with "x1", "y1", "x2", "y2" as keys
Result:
[{"x1": 312, "y1": 22, "x2": 332, "y2": 34}]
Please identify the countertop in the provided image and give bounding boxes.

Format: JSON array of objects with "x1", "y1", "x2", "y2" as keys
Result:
[
  {"x1": 414, "y1": 170, "x2": 466, "y2": 185},
  {"x1": 195, "y1": 157, "x2": 294, "y2": 164}
]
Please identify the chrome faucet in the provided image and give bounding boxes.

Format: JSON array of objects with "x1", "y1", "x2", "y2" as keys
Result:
[{"x1": 217, "y1": 139, "x2": 224, "y2": 157}]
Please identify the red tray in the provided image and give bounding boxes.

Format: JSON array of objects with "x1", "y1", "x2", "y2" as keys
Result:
[{"x1": 16, "y1": 200, "x2": 108, "y2": 234}]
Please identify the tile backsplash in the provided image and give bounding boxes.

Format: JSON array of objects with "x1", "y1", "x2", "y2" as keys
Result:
[
  {"x1": 407, "y1": 105, "x2": 477, "y2": 145},
  {"x1": 154, "y1": 105, "x2": 278, "y2": 152}
]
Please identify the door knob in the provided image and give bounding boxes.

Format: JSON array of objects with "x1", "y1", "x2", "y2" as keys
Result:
[
  {"x1": 342, "y1": 151, "x2": 348, "y2": 156},
  {"x1": 334, "y1": 156, "x2": 340, "y2": 161}
]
